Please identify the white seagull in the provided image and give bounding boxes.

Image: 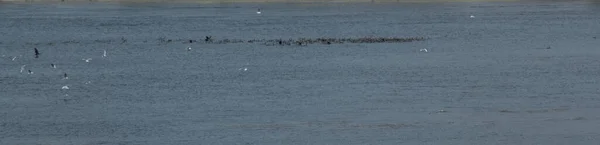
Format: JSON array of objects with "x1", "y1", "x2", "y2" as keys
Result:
[
  {"x1": 419, "y1": 48, "x2": 428, "y2": 52},
  {"x1": 62, "y1": 85, "x2": 69, "y2": 90},
  {"x1": 256, "y1": 8, "x2": 261, "y2": 14},
  {"x1": 103, "y1": 50, "x2": 107, "y2": 57},
  {"x1": 20, "y1": 65, "x2": 26, "y2": 73},
  {"x1": 470, "y1": 15, "x2": 475, "y2": 18},
  {"x1": 82, "y1": 58, "x2": 92, "y2": 62}
]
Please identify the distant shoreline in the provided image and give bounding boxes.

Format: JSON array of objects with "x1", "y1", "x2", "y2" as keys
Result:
[{"x1": 0, "y1": 0, "x2": 521, "y2": 4}]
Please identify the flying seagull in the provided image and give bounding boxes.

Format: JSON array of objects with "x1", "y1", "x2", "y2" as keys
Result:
[
  {"x1": 205, "y1": 36, "x2": 212, "y2": 42},
  {"x1": 34, "y1": 48, "x2": 40, "y2": 58},
  {"x1": 20, "y1": 65, "x2": 26, "y2": 73}
]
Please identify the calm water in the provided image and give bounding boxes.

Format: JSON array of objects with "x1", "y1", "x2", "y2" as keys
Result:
[{"x1": 1, "y1": 1, "x2": 600, "y2": 144}]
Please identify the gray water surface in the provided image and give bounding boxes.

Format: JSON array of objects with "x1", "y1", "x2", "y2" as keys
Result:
[{"x1": 1, "y1": 1, "x2": 600, "y2": 145}]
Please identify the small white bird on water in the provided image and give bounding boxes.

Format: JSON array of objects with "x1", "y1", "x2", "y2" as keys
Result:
[
  {"x1": 27, "y1": 70, "x2": 33, "y2": 74},
  {"x1": 239, "y1": 67, "x2": 248, "y2": 71},
  {"x1": 187, "y1": 47, "x2": 192, "y2": 51},
  {"x1": 103, "y1": 50, "x2": 107, "y2": 57},
  {"x1": 12, "y1": 56, "x2": 17, "y2": 61},
  {"x1": 51, "y1": 63, "x2": 56, "y2": 68},
  {"x1": 82, "y1": 58, "x2": 92, "y2": 62},
  {"x1": 62, "y1": 85, "x2": 69, "y2": 90},
  {"x1": 20, "y1": 65, "x2": 26, "y2": 73},
  {"x1": 256, "y1": 8, "x2": 261, "y2": 14},
  {"x1": 419, "y1": 48, "x2": 428, "y2": 52},
  {"x1": 470, "y1": 15, "x2": 475, "y2": 18}
]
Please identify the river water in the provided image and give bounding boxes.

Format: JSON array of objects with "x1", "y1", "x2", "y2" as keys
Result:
[{"x1": 1, "y1": 1, "x2": 600, "y2": 144}]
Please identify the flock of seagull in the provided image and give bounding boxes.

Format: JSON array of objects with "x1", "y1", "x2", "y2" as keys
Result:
[
  {"x1": 4, "y1": 8, "x2": 439, "y2": 79},
  {"x1": 0, "y1": 7, "x2": 472, "y2": 103},
  {"x1": 8, "y1": 42, "x2": 426, "y2": 83},
  {"x1": 6, "y1": 47, "x2": 109, "y2": 94},
  {"x1": 2, "y1": 8, "x2": 265, "y2": 94},
  {"x1": 5, "y1": 6, "x2": 436, "y2": 93},
  {"x1": 6, "y1": 45, "x2": 255, "y2": 94},
  {"x1": 4, "y1": 7, "x2": 462, "y2": 84}
]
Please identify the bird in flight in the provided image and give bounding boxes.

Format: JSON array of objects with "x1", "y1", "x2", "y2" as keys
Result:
[{"x1": 34, "y1": 48, "x2": 40, "y2": 58}]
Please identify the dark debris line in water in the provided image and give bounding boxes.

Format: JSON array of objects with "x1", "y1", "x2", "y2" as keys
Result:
[
  {"x1": 16, "y1": 36, "x2": 428, "y2": 46},
  {"x1": 158, "y1": 36, "x2": 428, "y2": 46}
]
